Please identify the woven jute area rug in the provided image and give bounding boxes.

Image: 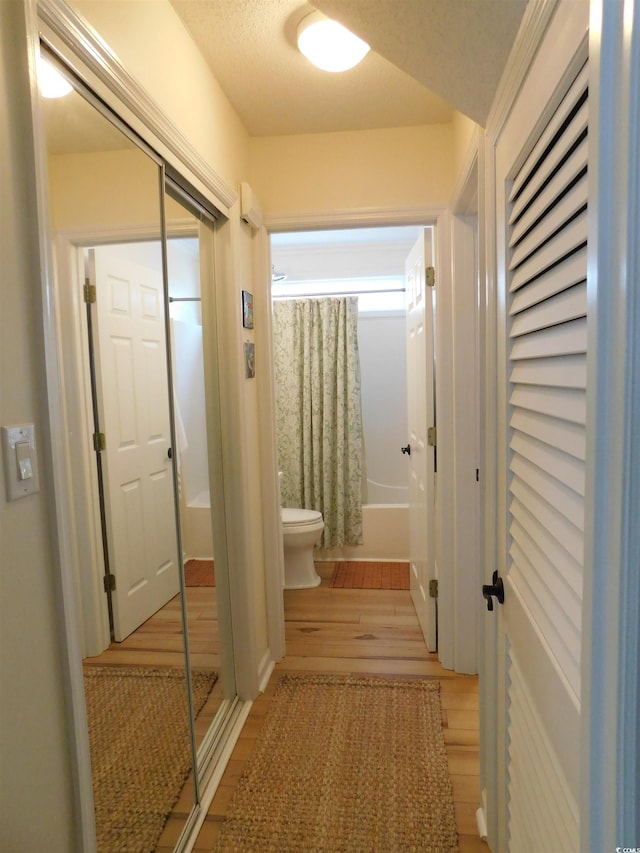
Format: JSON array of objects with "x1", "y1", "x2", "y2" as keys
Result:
[
  {"x1": 84, "y1": 665, "x2": 216, "y2": 853},
  {"x1": 329, "y1": 560, "x2": 410, "y2": 590},
  {"x1": 215, "y1": 674, "x2": 458, "y2": 852}
]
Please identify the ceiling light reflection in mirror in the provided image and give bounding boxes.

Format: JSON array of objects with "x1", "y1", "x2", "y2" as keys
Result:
[{"x1": 37, "y1": 52, "x2": 73, "y2": 98}]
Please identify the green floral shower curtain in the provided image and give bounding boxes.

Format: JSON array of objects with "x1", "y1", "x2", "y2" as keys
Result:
[{"x1": 273, "y1": 297, "x2": 364, "y2": 547}]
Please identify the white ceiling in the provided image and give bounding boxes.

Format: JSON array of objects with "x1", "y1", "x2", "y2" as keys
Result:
[{"x1": 169, "y1": 0, "x2": 529, "y2": 135}]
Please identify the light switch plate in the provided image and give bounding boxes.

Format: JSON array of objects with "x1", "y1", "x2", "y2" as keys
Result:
[{"x1": 1, "y1": 424, "x2": 40, "y2": 501}]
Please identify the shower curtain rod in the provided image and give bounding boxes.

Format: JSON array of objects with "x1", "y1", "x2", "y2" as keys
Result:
[
  {"x1": 169, "y1": 296, "x2": 201, "y2": 302},
  {"x1": 273, "y1": 287, "x2": 406, "y2": 299}
]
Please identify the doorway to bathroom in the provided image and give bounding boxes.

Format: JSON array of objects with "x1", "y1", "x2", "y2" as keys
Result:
[{"x1": 270, "y1": 224, "x2": 437, "y2": 647}]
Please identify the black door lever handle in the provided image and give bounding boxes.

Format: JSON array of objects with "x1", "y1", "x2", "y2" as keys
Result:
[
  {"x1": 482, "y1": 570, "x2": 505, "y2": 611},
  {"x1": 401, "y1": 445, "x2": 411, "y2": 455}
]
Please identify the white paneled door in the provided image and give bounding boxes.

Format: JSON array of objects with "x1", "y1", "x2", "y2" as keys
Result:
[
  {"x1": 89, "y1": 245, "x2": 179, "y2": 641},
  {"x1": 405, "y1": 229, "x2": 437, "y2": 651},
  {"x1": 492, "y1": 43, "x2": 588, "y2": 851}
]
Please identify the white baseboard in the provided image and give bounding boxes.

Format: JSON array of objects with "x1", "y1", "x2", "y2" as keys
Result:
[
  {"x1": 476, "y1": 805, "x2": 488, "y2": 840},
  {"x1": 258, "y1": 650, "x2": 275, "y2": 693}
]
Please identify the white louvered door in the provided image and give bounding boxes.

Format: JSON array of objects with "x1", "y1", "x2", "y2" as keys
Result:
[{"x1": 495, "y1": 58, "x2": 588, "y2": 851}]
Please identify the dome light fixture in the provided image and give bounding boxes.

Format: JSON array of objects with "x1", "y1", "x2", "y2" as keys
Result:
[
  {"x1": 37, "y1": 52, "x2": 73, "y2": 99},
  {"x1": 297, "y1": 11, "x2": 370, "y2": 73}
]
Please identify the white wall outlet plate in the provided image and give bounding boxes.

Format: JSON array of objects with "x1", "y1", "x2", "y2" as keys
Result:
[{"x1": 1, "y1": 423, "x2": 40, "y2": 501}]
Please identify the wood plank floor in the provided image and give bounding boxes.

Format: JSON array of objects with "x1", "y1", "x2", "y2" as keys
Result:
[{"x1": 187, "y1": 572, "x2": 486, "y2": 853}]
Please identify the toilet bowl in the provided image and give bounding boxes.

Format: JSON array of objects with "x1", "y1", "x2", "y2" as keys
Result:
[{"x1": 281, "y1": 507, "x2": 324, "y2": 589}]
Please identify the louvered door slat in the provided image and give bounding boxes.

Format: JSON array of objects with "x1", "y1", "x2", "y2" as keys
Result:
[
  {"x1": 510, "y1": 495, "x2": 582, "y2": 595},
  {"x1": 511, "y1": 284, "x2": 587, "y2": 335},
  {"x1": 510, "y1": 456, "x2": 584, "y2": 544},
  {"x1": 510, "y1": 246, "x2": 587, "y2": 303},
  {"x1": 509, "y1": 212, "x2": 588, "y2": 291},
  {"x1": 510, "y1": 408, "x2": 586, "y2": 460},
  {"x1": 510, "y1": 384, "x2": 586, "y2": 424},
  {"x1": 510, "y1": 551, "x2": 580, "y2": 695},
  {"x1": 509, "y1": 62, "x2": 589, "y2": 203},
  {"x1": 510, "y1": 517, "x2": 582, "y2": 630},
  {"x1": 510, "y1": 318, "x2": 587, "y2": 361},
  {"x1": 510, "y1": 458, "x2": 584, "y2": 563},
  {"x1": 509, "y1": 104, "x2": 587, "y2": 233},
  {"x1": 509, "y1": 117, "x2": 588, "y2": 231},
  {"x1": 511, "y1": 432, "x2": 585, "y2": 495},
  {"x1": 509, "y1": 174, "x2": 587, "y2": 267},
  {"x1": 510, "y1": 354, "x2": 586, "y2": 389}
]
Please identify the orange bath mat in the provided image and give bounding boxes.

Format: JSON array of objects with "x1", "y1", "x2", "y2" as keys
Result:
[
  {"x1": 329, "y1": 561, "x2": 410, "y2": 590},
  {"x1": 184, "y1": 559, "x2": 215, "y2": 587}
]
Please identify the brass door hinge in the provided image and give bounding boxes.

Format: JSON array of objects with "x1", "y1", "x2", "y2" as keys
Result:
[
  {"x1": 426, "y1": 266, "x2": 435, "y2": 287},
  {"x1": 83, "y1": 281, "x2": 97, "y2": 304},
  {"x1": 93, "y1": 432, "x2": 106, "y2": 452},
  {"x1": 429, "y1": 579, "x2": 438, "y2": 598},
  {"x1": 427, "y1": 426, "x2": 437, "y2": 447},
  {"x1": 103, "y1": 573, "x2": 116, "y2": 592}
]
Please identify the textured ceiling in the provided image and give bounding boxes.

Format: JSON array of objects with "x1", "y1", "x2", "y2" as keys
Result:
[
  {"x1": 313, "y1": 0, "x2": 529, "y2": 126},
  {"x1": 169, "y1": 0, "x2": 528, "y2": 135}
]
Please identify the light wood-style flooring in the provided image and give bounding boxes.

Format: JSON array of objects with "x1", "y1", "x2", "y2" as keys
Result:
[{"x1": 186, "y1": 569, "x2": 486, "y2": 853}]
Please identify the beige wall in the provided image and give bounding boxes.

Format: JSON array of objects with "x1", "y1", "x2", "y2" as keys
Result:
[
  {"x1": 249, "y1": 124, "x2": 455, "y2": 216},
  {"x1": 0, "y1": 4, "x2": 76, "y2": 851},
  {"x1": 72, "y1": 0, "x2": 250, "y2": 190},
  {"x1": 451, "y1": 109, "x2": 478, "y2": 176},
  {"x1": 48, "y1": 148, "x2": 168, "y2": 231}
]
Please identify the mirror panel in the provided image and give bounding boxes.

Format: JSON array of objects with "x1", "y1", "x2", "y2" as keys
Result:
[
  {"x1": 40, "y1": 54, "x2": 201, "y2": 848},
  {"x1": 164, "y1": 190, "x2": 238, "y2": 771}
]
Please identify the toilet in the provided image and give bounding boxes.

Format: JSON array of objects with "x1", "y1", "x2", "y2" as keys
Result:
[{"x1": 281, "y1": 507, "x2": 324, "y2": 589}]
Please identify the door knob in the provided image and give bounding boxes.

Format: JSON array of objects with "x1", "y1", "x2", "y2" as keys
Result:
[
  {"x1": 401, "y1": 445, "x2": 411, "y2": 455},
  {"x1": 167, "y1": 447, "x2": 173, "y2": 460},
  {"x1": 482, "y1": 570, "x2": 504, "y2": 611}
]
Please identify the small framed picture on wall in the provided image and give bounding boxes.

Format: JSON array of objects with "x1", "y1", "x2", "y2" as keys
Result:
[
  {"x1": 242, "y1": 290, "x2": 254, "y2": 329},
  {"x1": 244, "y1": 341, "x2": 255, "y2": 378}
]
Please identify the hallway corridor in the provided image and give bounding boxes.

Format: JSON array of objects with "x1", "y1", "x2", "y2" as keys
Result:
[{"x1": 160, "y1": 571, "x2": 483, "y2": 852}]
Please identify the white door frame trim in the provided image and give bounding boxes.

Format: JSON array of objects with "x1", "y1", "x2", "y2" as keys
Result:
[
  {"x1": 253, "y1": 225, "x2": 286, "y2": 667},
  {"x1": 446, "y1": 128, "x2": 481, "y2": 675},
  {"x1": 582, "y1": 1, "x2": 640, "y2": 847}
]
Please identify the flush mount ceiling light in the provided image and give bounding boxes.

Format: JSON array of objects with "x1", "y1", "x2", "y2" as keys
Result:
[
  {"x1": 297, "y1": 11, "x2": 370, "y2": 73},
  {"x1": 37, "y1": 52, "x2": 73, "y2": 99}
]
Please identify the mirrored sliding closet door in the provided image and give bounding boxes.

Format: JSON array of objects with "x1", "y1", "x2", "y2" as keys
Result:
[{"x1": 38, "y1": 44, "x2": 237, "y2": 851}]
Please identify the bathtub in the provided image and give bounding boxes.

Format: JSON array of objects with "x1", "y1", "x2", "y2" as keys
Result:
[
  {"x1": 183, "y1": 489, "x2": 410, "y2": 563},
  {"x1": 314, "y1": 503, "x2": 409, "y2": 563},
  {"x1": 365, "y1": 478, "x2": 408, "y2": 505},
  {"x1": 183, "y1": 490, "x2": 214, "y2": 560}
]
